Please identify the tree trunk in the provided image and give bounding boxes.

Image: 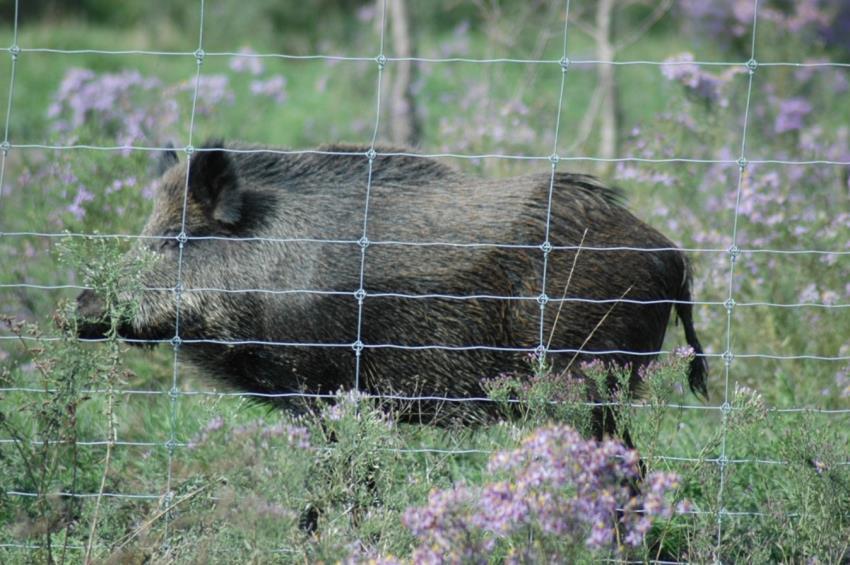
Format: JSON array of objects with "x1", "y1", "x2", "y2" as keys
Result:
[
  {"x1": 386, "y1": 0, "x2": 421, "y2": 146},
  {"x1": 596, "y1": 0, "x2": 618, "y2": 175}
]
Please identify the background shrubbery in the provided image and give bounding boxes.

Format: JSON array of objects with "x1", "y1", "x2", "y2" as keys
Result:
[{"x1": 1, "y1": 0, "x2": 849, "y2": 562}]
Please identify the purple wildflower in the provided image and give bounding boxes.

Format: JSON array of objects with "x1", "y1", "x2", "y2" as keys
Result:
[
  {"x1": 286, "y1": 425, "x2": 311, "y2": 449},
  {"x1": 356, "y1": 4, "x2": 376, "y2": 23},
  {"x1": 229, "y1": 46, "x2": 265, "y2": 76},
  {"x1": 48, "y1": 68, "x2": 169, "y2": 149},
  {"x1": 674, "y1": 345, "x2": 696, "y2": 360},
  {"x1": 179, "y1": 74, "x2": 235, "y2": 116},
  {"x1": 394, "y1": 425, "x2": 684, "y2": 560},
  {"x1": 438, "y1": 20, "x2": 472, "y2": 58},
  {"x1": 661, "y1": 52, "x2": 740, "y2": 105},
  {"x1": 799, "y1": 283, "x2": 820, "y2": 304},
  {"x1": 774, "y1": 97, "x2": 813, "y2": 134},
  {"x1": 250, "y1": 75, "x2": 288, "y2": 104},
  {"x1": 67, "y1": 186, "x2": 94, "y2": 221},
  {"x1": 680, "y1": 0, "x2": 834, "y2": 39}
]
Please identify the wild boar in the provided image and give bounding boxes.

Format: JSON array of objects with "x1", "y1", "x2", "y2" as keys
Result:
[{"x1": 76, "y1": 140, "x2": 707, "y2": 429}]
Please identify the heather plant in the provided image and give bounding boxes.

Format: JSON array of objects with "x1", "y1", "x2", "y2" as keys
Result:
[
  {"x1": 304, "y1": 391, "x2": 404, "y2": 545},
  {"x1": 47, "y1": 67, "x2": 179, "y2": 150},
  {"x1": 367, "y1": 425, "x2": 685, "y2": 563},
  {"x1": 632, "y1": 348, "x2": 697, "y2": 463},
  {"x1": 617, "y1": 31, "x2": 850, "y2": 407},
  {"x1": 105, "y1": 389, "x2": 426, "y2": 563},
  {"x1": 766, "y1": 414, "x2": 850, "y2": 561},
  {"x1": 678, "y1": 0, "x2": 844, "y2": 55},
  {"x1": 483, "y1": 347, "x2": 698, "y2": 475},
  {"x1": 684, "y1": 409, "x2": 850, "y2": 563},
  {"x1": 0, "y1": 236, "x2": 151, "y2": 563},
  {"x1": 482, "y1": 353, "x2": 593, "y2": 434}
]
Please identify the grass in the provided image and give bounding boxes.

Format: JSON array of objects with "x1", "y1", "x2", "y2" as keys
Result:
[{"x1": 1, "y1": 8, "x2": 850, "y2": 563}]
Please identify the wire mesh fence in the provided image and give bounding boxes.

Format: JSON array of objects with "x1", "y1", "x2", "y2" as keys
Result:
[{"x1": 1, "y1": 0, "x2": 849, "y2": 560}]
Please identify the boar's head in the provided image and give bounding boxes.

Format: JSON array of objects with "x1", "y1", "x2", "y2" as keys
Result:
[{"x1": 75, "y1": 141, "x2": 279, "y2": 344}]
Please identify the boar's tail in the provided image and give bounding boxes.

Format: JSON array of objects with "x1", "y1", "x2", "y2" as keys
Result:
[{"x1": 675, "y1": 266, "x2": 709, "y2": 399}]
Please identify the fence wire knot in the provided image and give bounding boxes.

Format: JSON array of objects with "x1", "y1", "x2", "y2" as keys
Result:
[
  {"x1": 170, "y1": 335, "x2": 182, "y2": 349},
  {"x1": 559, "y1": 56, "x2": 570, "y2": 72},
  {"x1": 537, "y1": 293, "x2": 549, "y2": 306},
  {"x1": 746, "y1": 58, "x2": 758, "y2": 74},
  {"x1": 724, "y1": 298, "x2": 736, "y2": 312},
  {"x1": 727, "y1": 244, "x2": 740, "y2": 262},
  {"x1": 358, "y1": 236, "x2": 370, "y2": 249},
  {"x1": 722, "y1": 351, "x2": 734, "y2": 366},
  {"x1": 352, "y1": 340, "x2": 364, "y2": 355},
  {"x1": 720, "y1": 401, "x2": 732, "y2": 415},
  {"x1": 194, "y1": 48, "x2": 205, "y2": 64},
  {"x1": 549, "y1": 153, "x2": 560, "y2": 165},
  {"x1": 9, "y1": 44, "x2": 20, "y2": 60},
  {"x1": 540, "y1": 240, "x2": 552, "y2": 254},
  {"x1": 375, "y1": 54, "x2": 387, "y2": 69},
  {"x1": 176, "y1": 231, "x2": 188, "y2": 246},
  {"x1": 0, "y1": 140, "x2": 9, "y2": 154},
  {"x1": 184, "y1": 145, "x2": 195, "y2": 156},
  {"x1": 737, "y1": 157, "x2": 748, "y2": 170},
  {"x1": 354, "y1": 288, "x2": 366, "y2": 302}
]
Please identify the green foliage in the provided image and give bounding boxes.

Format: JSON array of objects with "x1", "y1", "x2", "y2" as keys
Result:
[
  {"x1": 0, "y1": 236, "x2": 152, "y2": 563},
  {"x1": 482, "y1": 355, "x2": 593, "y2": 433}
]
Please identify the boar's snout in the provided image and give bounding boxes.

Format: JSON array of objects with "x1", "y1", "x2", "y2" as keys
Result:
[{"x1": 74, "y1": 289, "x2": 110, "y2": 340}]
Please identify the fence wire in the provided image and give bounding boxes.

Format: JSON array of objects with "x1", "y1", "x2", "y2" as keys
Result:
[
  {"x1": 715, "y1": 0, "x2": 760, "y2": 551},
  {"x1": 1, "y1": 0, "x2": 849, "y2": 561}
]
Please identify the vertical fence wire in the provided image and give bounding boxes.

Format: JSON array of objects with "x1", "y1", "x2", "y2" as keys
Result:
[
  {"x1": 536, "y1": 0, "x2": 572, "y2": 366},
  {"x1": 715, "y1": 0, "x2": 760, "y2": 557},
  {"x1": 0, "y1": 0, "x2": 19, "y2": 219},
  {"x1": 353, "y1": 0, "x2": 390, "y2": 393},
  {"x1": 162, "y1": 0, "x2": 207, "y2": 549}
]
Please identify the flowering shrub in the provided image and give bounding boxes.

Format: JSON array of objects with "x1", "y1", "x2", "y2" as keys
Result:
[
  {"x1": 188, "y1": 415, "x2": 311, "y2": 450},
  {"x1": 229, "y1": 46, "x2": 266, "y2": 76},
  {"x1": 660, "y1": 53, "x2": 744, "y2": 108},
  {"x1": 7, "y1": 47, "x2": 293, "y2": 236},
  {"x1": 390, "y1": 425, "x2": 685, "y2": 563},
  {"x1": 614, "y1": 21, "x2": 850, "y2": 403},
  {"x1": 48, "y1": 68, "x2": 176, "y2": 149},
  {"x1": 250, "y1": 75, "x2": 288, "y2": 104},
  {"x1": 679, "y1": 0, "x2": 840, "y2": 43}
]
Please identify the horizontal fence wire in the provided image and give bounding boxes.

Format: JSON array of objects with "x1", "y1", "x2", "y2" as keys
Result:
[
  {"x1": 3, "y1": 334, "x2": 850, "y2": 362},
  {"x1": 0, "y1": 435, "x2": 847, "y2": 468},
  {"x1": 6, "y1": 44, "x2": 850, "y2": 68},
  {"x1": 1, "y1": 0, "x2": 850, "y2": 560},
  {"x1": 4, "y1": 141, "x2": 850, "y2": 166},
  {"x1": 1, "y1": 387, "x2": 848, "y2": 414},
  {"x1": 6, "y1": 282, "x2": 850, "y2": 310}
]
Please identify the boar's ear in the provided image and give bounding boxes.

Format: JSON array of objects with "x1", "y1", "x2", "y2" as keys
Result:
[
  {"x1": 157, "y1": 142, "x2": 179, "y2": 176},
  {"x1": 188, "y1": 140, "x2": 243, "y2": 225}
]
